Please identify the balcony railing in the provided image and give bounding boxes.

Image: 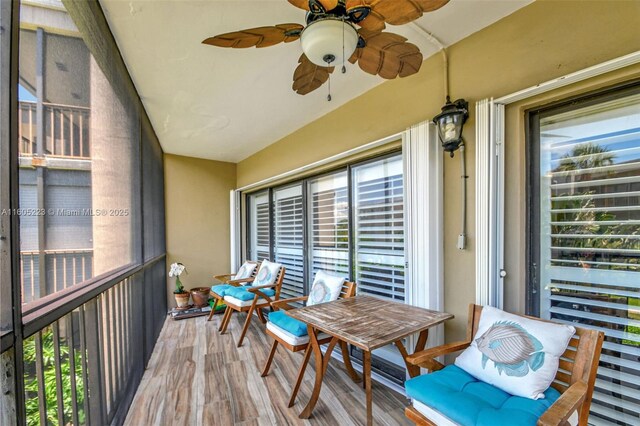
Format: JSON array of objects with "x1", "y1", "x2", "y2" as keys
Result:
[
  {"x1": 19, "y1": 100, "x2": 91, "y2": 159},
  {"x1": 20, "y1": 249, "x2": 94, "y2": 304},
  {"x1": 21, "y1": 257, "x2": 167, "y2": 426}
]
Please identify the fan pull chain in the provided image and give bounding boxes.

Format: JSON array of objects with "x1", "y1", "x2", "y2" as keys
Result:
[
  {"x1": 341, "y1": 17, "x2": 346, "y2": 74},
  {"x1": 327, "y1": 71, "x2": 332, "y2": 102}
]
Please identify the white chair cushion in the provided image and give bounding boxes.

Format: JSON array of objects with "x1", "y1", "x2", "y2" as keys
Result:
[
  {"x1": 307, "y1": 270, "x2": 346, "y2": 306},
  {"x1": 455, "y1": 306, "x2": 576, "y2": 399},
  {"x1": 266, "y1": 321, "x2": 330, "y2": 347},
  {"x1": 253, "y1": 260, "x2": 282, "y2": 287},
  {"x1": 223, "y1": 295, "x2": 267, "y2": 308},
  {"x1": 413, "y1": 400, "x2": 458, "y2": 426},
  {"x1": 233, "y1": 262, "x2": 257, "y2": 280}
]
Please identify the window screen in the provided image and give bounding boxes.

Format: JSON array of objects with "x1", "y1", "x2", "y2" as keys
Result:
[
  {"x1": 18, "y1": 5, "x2": 141, "y2": 304},
  {"x1": 0, "y1": 0, "x2": 12, "y2": 336}
]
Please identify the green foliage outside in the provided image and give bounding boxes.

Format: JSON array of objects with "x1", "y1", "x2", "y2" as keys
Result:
[
  {"x1": 555, "y1": 142, "x2": 615, "y2": 172},
  {"x1": 551, "y1": 142, "x2": 640, "y2": 346},
  {"x1": 23, "y1": 326, "x2": 85, "y2": 426},
  {"x1": 551, "y1": 143, "x2": 640, "y2": 268},
  {"x1": 623, "y1": 298, "x2": 640, "y2": 347}
]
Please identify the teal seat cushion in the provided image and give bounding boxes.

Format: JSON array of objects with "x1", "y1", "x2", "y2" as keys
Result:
[
  {"x1": 405, "y1": 365, "x2": 560, "y2": 426},
  {"x1": 268, "y1": 311, "x2": 308, "y2": 337},
  {"x1": 211, "y1": 284, "x2": 235, "y2": 297},
  {"x1": 227, "y1": 286, "x2": 275, "y2": 301}
]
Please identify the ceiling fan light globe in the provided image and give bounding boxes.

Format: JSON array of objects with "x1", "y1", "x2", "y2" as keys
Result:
[{"x1": 300, "y1": 19, "x2": 358, "y2": 67}]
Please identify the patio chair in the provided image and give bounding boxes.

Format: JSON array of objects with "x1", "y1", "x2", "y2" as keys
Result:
[
  {"x1": 404, "y1": 304, "x2": 604, "y2": 426},
  {"x1": 261, "y1": 273, "x2": 359, "y2": 408},
  {"x1": 220, "y1": 260, "x2": 285, "y2": 347},
  {"x1": 207, "y1": 260, "x2": 260, "y2": 324}
]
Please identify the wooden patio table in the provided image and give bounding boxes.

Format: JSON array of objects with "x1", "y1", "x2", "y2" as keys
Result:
[{"x1": 287, "y1": 295, "x2": 453, "y2": 425}]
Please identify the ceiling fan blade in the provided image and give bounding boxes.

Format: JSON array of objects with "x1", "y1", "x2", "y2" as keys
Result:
[
  {"x1": 292, "y1": 53, "x2": 334, "y2": 95},
  {"x1": 346, "y1": 0, "x2": 385, "y2": 31},
  {"x1": 287, "y1": 0, "x2": 310, "y2": 10},
  {"x1": 287, "y1": 0, "x2": 339, "y2": 12},
  {"x1": 202, "y1": 23, "x2": 303, "y2": 49},
  {"x1": 369, "y1": 0, "x2": 449, "y2": 26},
  {"x1": 353, "y1": 30, "x2": 422, "y2": 79}
]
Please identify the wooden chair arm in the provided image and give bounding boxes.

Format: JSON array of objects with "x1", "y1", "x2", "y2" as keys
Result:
[
  {"x1": 246, "y1": 283, "x2": 277, "y2": 292},
  {"x1": 271, "y1": 296, "x2": 309, "y2": 311},
  {"x1": 227, "y1": 277, "x2": 255, "y2": 285},
  {"x1": 537, "y1": 381, "x2": 587, "y2": 426},
  {"x1": 406, "y1": 341, "x2": 472, "y2": 371},
  {"x1": 213, "y1": 273, "x2": 256, "y2": 285},
  {"x1": 213, "y1": 273, "x2": 234, "y2": 282}
]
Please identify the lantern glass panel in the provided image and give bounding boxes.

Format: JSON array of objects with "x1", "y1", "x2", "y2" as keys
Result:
[{"x1": 437, "y1": 113, "x2": 464, "y2": 144}]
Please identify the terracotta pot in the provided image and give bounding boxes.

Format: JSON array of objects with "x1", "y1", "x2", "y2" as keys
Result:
[
  {"x1": 174, "y1": 292, "x2": 190, "y2": 308},
  {"x1": 190, "y1": 287, "x2": 210, "y2": 308}
]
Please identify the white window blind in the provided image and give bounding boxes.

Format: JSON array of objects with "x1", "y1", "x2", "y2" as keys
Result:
[
  {"x1": 538, "y1": 91, "x2": 640, "y2": 426},
  {"x1": 248, "y1": 191, "x2": 270, "y2": 261},
  {"x1": 353, "y1": 156, "x2": 405, "y2": 301},
  {"x1": 307, "y1": 171, "x2": 349, "y2": 280},
  {"x1": 274, "y1": 185, "x2": 305, "y2": 299}
]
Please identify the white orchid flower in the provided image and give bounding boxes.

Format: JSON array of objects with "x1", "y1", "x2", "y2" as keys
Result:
[{"x1": 169, "y1": 262, "x2": 186, "y2": 277}]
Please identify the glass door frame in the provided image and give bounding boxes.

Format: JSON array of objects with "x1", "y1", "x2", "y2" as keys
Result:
[
  {"x1": 241, "y1": 150, "x2": 408, "y2": 382},
  {"x1": 243, "y1": 150, "x2": 403, "y2": 298},
  {"x1": 526, "y1": 79, "x2": 640, "y2": 316}
]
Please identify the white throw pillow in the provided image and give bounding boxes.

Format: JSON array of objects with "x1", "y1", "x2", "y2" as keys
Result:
[
  {"x1": 253, "y1": 260, "x2": 282, "y2": 287},
  {"x1": 233, "y1": 262, "x2": 257, "y2": 280},
  {"x1": 307, "y1": 271, "x2": 346, "y2": 306},
  {"x1": 454, "y1": 306, "x2": 576, "y2": 400}
]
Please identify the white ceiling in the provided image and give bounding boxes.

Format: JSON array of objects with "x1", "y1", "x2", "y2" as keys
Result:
[{"x1": 100, "y1": 0, "x2": 532, "y2": 162}]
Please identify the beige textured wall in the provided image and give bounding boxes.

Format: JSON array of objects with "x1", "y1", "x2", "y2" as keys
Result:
[
  {"x1": 236, "y1": 0, "x2": 640, "y2": 341},
  {"x1": 164, "y1": 154, "x2": 236, "y2": 307}
]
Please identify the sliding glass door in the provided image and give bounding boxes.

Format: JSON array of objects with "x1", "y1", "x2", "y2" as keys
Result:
[
  {"x1": 274, "y1": 184, "x2": 305, "y2": 299},
  {"x1": 307, "y1": 171, "x2": 350, "y2": 280},
  {"x1": 243, "y1": 152, "x2": 408, "y2": 381},
  {"x1": 353, "y1": 156, "x2": 405, "y2": 302},
  {"x1": 530, "y1": 85, "x2": 640, "y2": 425},
  {"x1": 247, "y1": 191, "x2": 270, "y2": 261}
]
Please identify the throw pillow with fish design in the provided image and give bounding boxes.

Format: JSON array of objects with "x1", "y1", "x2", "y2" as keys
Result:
[
  {"x1": 455, "y1": 306, "x2": 575, "y2": 400},
  {"x1": 476, "y1": 321, "x2": 545, "y2": 377}
]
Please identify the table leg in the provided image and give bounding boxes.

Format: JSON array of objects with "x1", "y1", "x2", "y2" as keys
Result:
[
  {"x1": 363, "y1": 350, "x2": 372, "y2": 426},
  {"x1": 414, "y1": 329, "x2": 429, "y2": 353},
  {"x1": 299, "y1": 326, "x2": 339, "y2": 419},
  {"x1": 339, "y1": 341, "x2": 361, "y2": 383},
  {"x1": 395, "y1": 329, "x2": 429, "y2": 378}
]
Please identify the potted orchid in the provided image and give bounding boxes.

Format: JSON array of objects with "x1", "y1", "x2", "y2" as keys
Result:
[{"x1": 169, "y1": 262, "x2": 190, "y2": 309}]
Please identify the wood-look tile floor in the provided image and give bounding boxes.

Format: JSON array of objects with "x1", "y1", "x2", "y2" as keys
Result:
[{"x1": 124, "y1": 311, "x2": 412, "y2": 425}]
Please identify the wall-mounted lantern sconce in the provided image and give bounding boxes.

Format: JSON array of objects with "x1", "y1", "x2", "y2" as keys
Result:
[
  {"x1": 433, "y1": 97, "x2": 469, "y2": 157},
  {"x1": 433, "y1": 96, "x2": 470, "y2": 250}
]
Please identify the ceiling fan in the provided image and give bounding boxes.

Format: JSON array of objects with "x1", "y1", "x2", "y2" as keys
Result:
[{"x1": 202, "y1": 0, "x2": 449, "y2": 99}]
